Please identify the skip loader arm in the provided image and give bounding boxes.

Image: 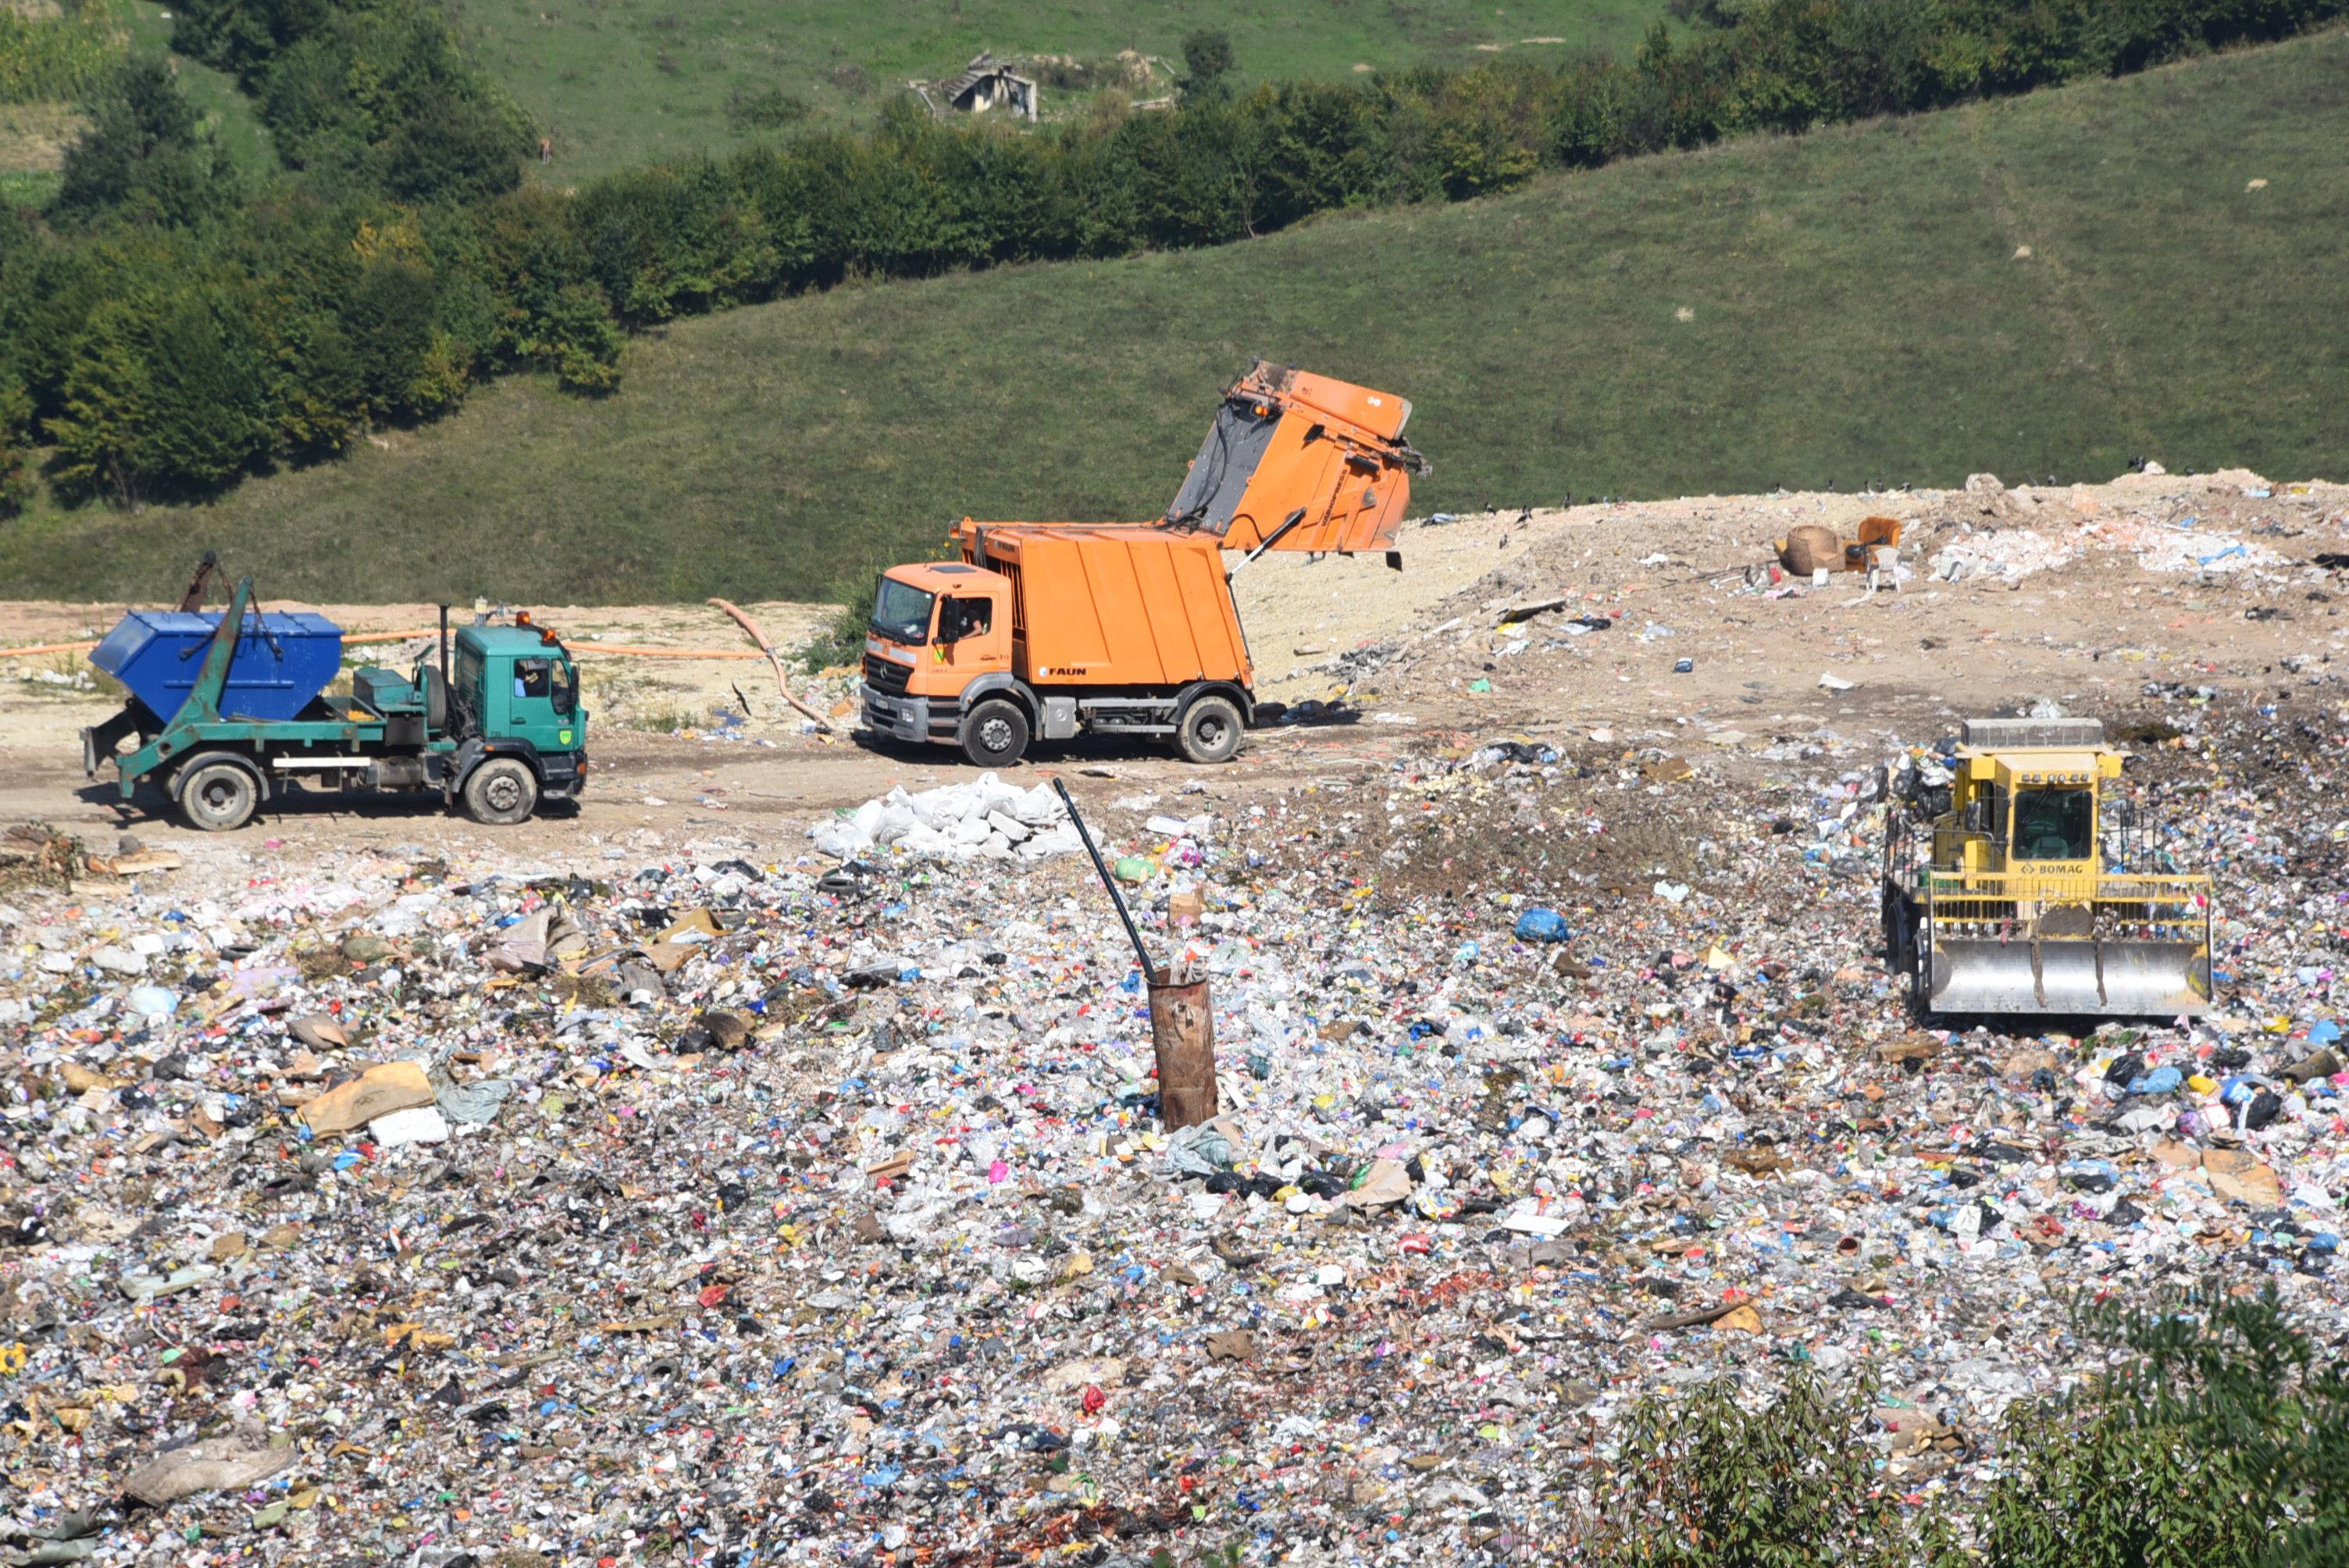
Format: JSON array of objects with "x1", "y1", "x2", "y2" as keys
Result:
[{"x1": 88, "y1": 576, "x2": 256, "y2": 794}]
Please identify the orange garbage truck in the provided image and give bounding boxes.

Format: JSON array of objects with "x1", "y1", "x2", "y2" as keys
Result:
[{"x1": 860, "y1": 362, "x2": 1428, "y2": 766}]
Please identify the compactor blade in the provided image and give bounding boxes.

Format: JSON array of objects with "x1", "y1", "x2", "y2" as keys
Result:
[
  {"x1": 2090, "y1": 939, "x2": 2214, "y2": 1017},
  {"x1": 1927, "y1": 936, "x2": 2210, "y2": 1017}
]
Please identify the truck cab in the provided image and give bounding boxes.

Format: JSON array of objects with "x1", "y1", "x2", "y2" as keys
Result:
[
  {"x1": 450, "y1": 625, "x2": 586, "y2": 760},
  {"x1": 431, "y1": 622, "x2": 590, "y2": 821},
  {"x1": 1935, "y1": 746, "x2": 2115, "y2": 881},
  {"x1": 861, "y1": 562, "x2": 1015, "y2": 753}
]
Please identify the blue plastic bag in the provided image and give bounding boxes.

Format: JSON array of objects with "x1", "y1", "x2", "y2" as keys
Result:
[{"x1": 1514, "y1": 908, "x2": 1572, "y2": 943}]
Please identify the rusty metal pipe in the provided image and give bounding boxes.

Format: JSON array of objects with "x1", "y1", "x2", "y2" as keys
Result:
[
  {"x1": 1051, "y1": 777, "x2": 1158, "y2": 982},
  {"x1": 1148, "y1": 968, "x2": 1219, "y2": 1130}
]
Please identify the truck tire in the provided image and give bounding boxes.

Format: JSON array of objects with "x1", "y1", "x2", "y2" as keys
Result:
[
  {"x1": 961, "y1": 700, "x2": 1029, "y2": 768},
  {"x1": 1176, "y1": 695, "x2": 1245, "y2": 764},
  {"x1": 1883, "y1": 884, "x2": 1915, "y2": 972},
  {"x1": 463, "y1": 757, "x2": 539, "y2": 825},
  {"x1": 175, "y1": 756, "x2": 260, "y2": 832}
]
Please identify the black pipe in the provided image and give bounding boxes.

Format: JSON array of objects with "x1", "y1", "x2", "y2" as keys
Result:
[{"x1": 1052, "y1": 777, "x2": 1159, "y2": 982}]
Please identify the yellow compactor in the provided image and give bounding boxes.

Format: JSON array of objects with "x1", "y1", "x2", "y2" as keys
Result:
[{"x1": 1881, "y1": 718, "x2": 2214, "y2": 1017}]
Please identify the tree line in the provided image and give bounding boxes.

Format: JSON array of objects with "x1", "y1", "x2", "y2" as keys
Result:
[{"x1": 2, "y1": 0, "x2": 2344, "y2": 511}]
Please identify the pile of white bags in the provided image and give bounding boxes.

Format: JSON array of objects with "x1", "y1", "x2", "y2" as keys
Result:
[{"x1": 807, "y1": 773, "x2": 1082, "y2": 861}]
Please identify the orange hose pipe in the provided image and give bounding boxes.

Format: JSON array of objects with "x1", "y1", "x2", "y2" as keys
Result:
[{"x1": 2, "y1": 633, "x2": 765, "y2": 661}]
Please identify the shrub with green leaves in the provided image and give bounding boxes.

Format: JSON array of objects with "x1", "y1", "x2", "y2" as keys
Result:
[
  {"x1": 1568, "y1": 1286, "x2": 2346, "y2": 1568},
  {"x1": 1974, "y1": 1285, "x2": 2349, "y2": 1568},
  {"x1": 796, "y1": 593, "x2": 874, "y2": 675},
  {"x1": 1579, "y1": 1367, "x2": 1952, "y2": 1567},
  {"x1": 49, "y1": 57, "x2": 237, "y2": 231},
  {"x1": 727, "y1": 85, "x2": 810, "y2": 132}
]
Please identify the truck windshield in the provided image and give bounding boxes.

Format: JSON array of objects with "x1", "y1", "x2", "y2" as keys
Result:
[
  {"x1": 870, "y1": 577, "x2": 936, "y2": 645},
  {"x1": 2012, "y1": 788, "x2": 2094, "y2": 860}
]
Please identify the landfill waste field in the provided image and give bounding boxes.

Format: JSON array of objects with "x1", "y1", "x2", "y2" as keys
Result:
[{"x1": 0, "y1": 467, "x2": 2346, "y2": 1563}]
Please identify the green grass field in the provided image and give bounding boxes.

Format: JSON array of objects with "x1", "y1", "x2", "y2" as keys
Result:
[
  {"x1": 456, "y1": 0, "x2": 1672, "y2": 183},
  {"x1": 5, "y1": 29, "x2": 2344, "y2": 607}
]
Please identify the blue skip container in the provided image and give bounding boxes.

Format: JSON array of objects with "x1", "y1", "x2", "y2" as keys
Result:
[{"x1": 91, "y1": 608, "x2": 344, "y2": 723}]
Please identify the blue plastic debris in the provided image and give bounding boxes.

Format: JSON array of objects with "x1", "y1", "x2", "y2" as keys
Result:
[{"x1": 1514, "y1": 908, "x2": 1572, "y2": 943}]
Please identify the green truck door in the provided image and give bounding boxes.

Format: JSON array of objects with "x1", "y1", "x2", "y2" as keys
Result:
[{"x1": 500, "y1": 656, "x2": 580, "y2": 752}]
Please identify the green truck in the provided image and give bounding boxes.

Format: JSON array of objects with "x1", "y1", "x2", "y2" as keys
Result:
[{"x1": 83, "y1": 576, "x2": 589, "y2": 832}]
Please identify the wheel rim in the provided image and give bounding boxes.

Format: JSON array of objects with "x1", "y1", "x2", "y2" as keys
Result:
[
  {"x1": 979, "y1": 716, "x2": 1014, "y2": 753},
  {"x1": 197, "y1": 775, "x2": 242, "y2": 818},
  {"x1": 1196, "y1": 715, "x2": 1228, "y2": 749},
  {"x1": 483, "y1": 772, "x2": 525, "y2": 812}
]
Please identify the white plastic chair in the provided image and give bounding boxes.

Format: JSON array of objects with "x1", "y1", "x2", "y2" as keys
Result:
[{"x1": 1866, "y1": 545, "x2": 1901, "y2": 593}]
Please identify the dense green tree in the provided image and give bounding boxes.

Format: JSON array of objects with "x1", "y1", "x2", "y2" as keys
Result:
[
  {"x1": 47, "y1": 284, "x2": 269, "y2": 502},
  {"x1": 196, "y1": 0, "x2": 529, "y2": 202},
  {"x1": 144, "y1": 287, "x2": 270, "y2": 483},
  {"x1": 50, "y1": 58, "x2": 235, "y2": 230},
  {"x1": 1426, "y1": 61, "x2": 1549, "y2": 198},
  {"x1": 519, "y1": 282, "x2": 622, "y2": 393},
  {"x1": 0, "y1": 376, "x2": 30, "y2": 518},
  {"x1": 1178, "y1": 29, "x2": 1237, "y2": 104},
  {"x1": 341, "y1": 250, "x2": 444, "y2": 415},
  {"x1": 380, "y1": 91, "x2": 528, "y2": 205},
  {"x1": 170, "y1": 0, "x2": 336, "y2": 84},
  {"x1": 47, "y1": 297, "x2": 160, "y2": 504}
]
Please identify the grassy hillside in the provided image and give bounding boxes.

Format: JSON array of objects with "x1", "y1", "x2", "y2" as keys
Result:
[
  {"x1": 460, "y1": 0, "x2": 1672, "y2": 182},
  {"x1": 5, "y1": 28, "x2": 2344, "y2": 607}
]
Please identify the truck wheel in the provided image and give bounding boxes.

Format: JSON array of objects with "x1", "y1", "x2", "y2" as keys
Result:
[
  {"x1": 1882, "y1": 884, "x2": 1911, "y2": 969},
  {"x1": 463, "y1": 757, "x2": 539, "y2": 825},
  {"x1": 175, "y1": 757, "x2": 259, "y2": 832},
  {"x1": 961, "y1": 700, "x2": 1029, "y2": 768},
  {"x1": 1177, "y1": 696, "x2": 1245, "y2": 764},
  {"x1": 1909, "y1": 924, "x2": 1934, "y2": 1021}
]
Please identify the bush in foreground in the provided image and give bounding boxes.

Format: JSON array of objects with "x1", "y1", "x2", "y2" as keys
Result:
[{"x1": 1573, "y1": 1285, "x2": 2344, "y2": 1567}]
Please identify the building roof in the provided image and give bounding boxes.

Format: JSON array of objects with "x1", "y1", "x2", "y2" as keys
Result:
[{"x1": 938, "y1": 52, "x2": 1034, "y2": 102}]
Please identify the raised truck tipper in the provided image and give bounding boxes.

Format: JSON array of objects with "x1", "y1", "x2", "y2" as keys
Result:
[
  {"x1": 860, "y1": 362, "x2": 1428, "y2": 766},
  {"x1": 82, "y1": 575, "x2": 587, "y2": 832},
  {"x1": 1881, "y1": 717, "x2": 2213, "y2": 1017}
]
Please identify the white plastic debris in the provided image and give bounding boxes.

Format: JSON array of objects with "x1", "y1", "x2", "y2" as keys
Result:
[{"x1": 807, "y1": 773, "x2": 1078, "y2": 861}]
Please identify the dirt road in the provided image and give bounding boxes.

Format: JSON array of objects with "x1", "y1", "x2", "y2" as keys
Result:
[{"x1": 3, "y1": 467, "x2": 2341, "y2": 871}]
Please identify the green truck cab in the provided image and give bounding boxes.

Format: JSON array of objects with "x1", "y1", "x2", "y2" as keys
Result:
[{"x1": 84, "y1": 577, "x2": 589, "y2": 832}]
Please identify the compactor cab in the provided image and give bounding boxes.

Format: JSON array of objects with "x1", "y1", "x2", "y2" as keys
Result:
[{"x1": 1882, "y1": 718, "x2": 2213, "y2": 1017}]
